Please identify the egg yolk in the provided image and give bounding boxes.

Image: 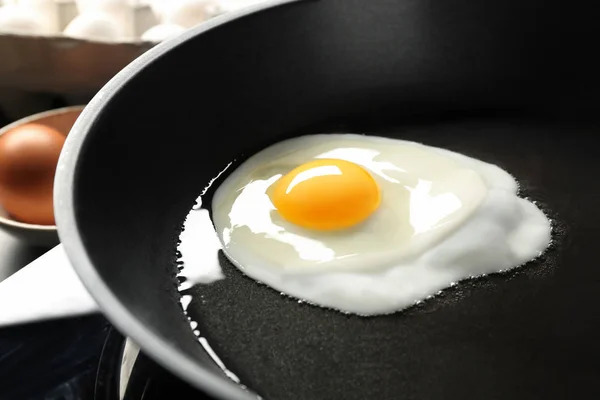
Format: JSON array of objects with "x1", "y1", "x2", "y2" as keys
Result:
[{"x1": 269, "y1": 159, "x2": 381, "y2": 231}]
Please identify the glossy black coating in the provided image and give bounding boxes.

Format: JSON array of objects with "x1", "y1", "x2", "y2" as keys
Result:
[
  {"x1": 191, "y1": 119, "x2": 599, "y2": 400},
  {"x1": 56, "y1": 0, "x2": 600, "y2": 399}
]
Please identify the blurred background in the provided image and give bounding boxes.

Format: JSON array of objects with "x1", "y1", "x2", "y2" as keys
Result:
[
  {"x1": 0, "y1": 2, "x2": 266, "y2": 399},
  {"x1": 0, "y1": 0, "x2": 270, "y2": 277},
  {"x1": 0, "y1": 0, "x2": 267, "y2": 121}
]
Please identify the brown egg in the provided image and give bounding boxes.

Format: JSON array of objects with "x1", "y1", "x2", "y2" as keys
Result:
[{"x1": 0, "y1": 123, "x2": 66, "y2": 225}]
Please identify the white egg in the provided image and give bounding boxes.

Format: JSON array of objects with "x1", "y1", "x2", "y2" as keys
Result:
[
  {"x1": 18, "y1": 0, "x2": 59, "y2": 33},
  {"x1": 160, "y1": 0, "x2": 216, "y2": 29},
  {"x1": 63, "y1": 11, "x2": 124, "y2": 42},
  {"x1": 201, "y1": 134, "x2": 552, "y2": 316},
  {"x1": 146, "y1": 0, "x2": 166, "y2": 20},
  {"x1": 141, "y1": 22, "x2": 185, "y2": 42},
  {"x1": 73, "y1": 0, "x2": 134, "y2": 38},
  {"x1": 0, "y1": 4, "x2": 52, "y2": 35}
]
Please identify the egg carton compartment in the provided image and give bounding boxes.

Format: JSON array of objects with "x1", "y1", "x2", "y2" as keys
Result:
[{"x1": 0, "y1": 1, "x2": 266, "y2": 97}]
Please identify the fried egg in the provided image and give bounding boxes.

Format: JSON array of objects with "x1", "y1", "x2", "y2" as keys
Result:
[{"x1": 185, "y1": 134, "x2": 551, "y2": 316}]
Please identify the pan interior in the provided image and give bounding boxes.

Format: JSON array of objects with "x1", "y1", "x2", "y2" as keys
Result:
[
  {"x1": 182, "y1": 118, "x2": 597, "y2": 400},
  {"x1": 68, "y1": 0, "x2": 600, "y2": 397}
]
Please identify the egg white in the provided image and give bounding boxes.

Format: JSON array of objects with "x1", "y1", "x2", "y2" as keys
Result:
[{"x1": 184, "y1": 134, "x2": 551, "y2": 316}]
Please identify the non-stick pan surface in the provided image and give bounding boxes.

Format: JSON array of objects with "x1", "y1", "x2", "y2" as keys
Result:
[
  {"x1": 56, "y1": 1, "x2": 600, "y2": 399},
  {"x1": 191, "y1": 118, "x2": 594, "y2": 400}
]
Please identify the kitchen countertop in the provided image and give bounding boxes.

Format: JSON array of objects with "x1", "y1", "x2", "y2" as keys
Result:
[{"x1": 0, "y1": 232, "x2": 110, "y2": 400}]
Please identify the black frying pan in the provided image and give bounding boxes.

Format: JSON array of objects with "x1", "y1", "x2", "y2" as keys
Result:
[{"x1": 54, "y1": 0, "x2": 600, "y2": 399}]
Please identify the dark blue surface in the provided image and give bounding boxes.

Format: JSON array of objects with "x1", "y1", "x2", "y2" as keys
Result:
[{"x1": 0, "y1": 315, "x2": 110, "y2": 400}]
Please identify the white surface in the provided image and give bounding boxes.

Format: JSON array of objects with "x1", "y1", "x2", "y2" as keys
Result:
[{"x1": 0, "y1": 244, "x2": 98, "y2": 327}]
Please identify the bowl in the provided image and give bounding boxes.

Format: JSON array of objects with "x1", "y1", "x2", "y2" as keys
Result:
[{"x1": 0, "y1": 105, "x2": 84, "y2": 248}]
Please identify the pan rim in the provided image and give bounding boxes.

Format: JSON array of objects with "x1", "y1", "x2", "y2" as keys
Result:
[{"x1": 53, "y1": 1, "x2": 303, "y2": 399}]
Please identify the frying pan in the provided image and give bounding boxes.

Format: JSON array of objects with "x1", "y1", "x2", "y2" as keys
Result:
[{"x1": 54, "y1": 0, "x2": 600, "y2": 399}]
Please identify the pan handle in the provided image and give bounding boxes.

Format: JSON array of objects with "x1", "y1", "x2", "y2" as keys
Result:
[{"x1": 0, "y1": 244, "x2": 99, "y2": 327}]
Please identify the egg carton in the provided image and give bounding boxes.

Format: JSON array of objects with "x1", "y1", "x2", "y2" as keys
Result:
[
  {"x1": 1, "y1": 1, "x2": 161, "y2": 42},
  {"x1": 0, "y1": 1, "x2": 264, "y2": 96},
  {"x1": 0, "y1": 1, "x2": 265, "y2": 42}
]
